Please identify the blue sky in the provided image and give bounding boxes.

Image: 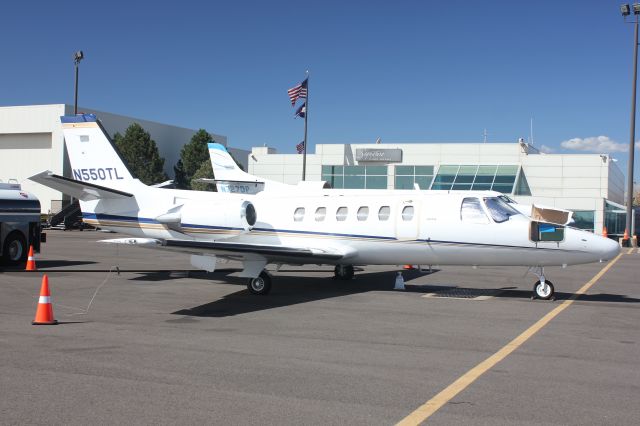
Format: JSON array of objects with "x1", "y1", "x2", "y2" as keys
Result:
[{"x1": 1, "y1": 0, "x2": 639, "y2": 179}]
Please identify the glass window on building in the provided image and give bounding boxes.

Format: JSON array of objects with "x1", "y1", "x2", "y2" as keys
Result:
[
  {"x1": 431, "y1": 164, "x2": 519, "y2": 194},
  {"x1": 571, "y1": 210, "x2": 594, "y2": 231},
  {"x1": 514, "y1": 169, "x2": 532, "y2": 196},
  {"x1": 394, "y1": 166, "x2": 435, "y2": 190},
  {"x1": 605, "y1": 200, "x2": 627, "y2": 236},
  {"x1": 431, "y1": 165, "x2": 458, "y2": 190},
  {"x1": 322, "y1": 165, "x2": 387, "y2": 189}
]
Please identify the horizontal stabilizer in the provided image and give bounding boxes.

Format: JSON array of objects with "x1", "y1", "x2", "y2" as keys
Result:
[
  {"x1": 198, "y1": 178, "x2": 264, "y2": 185},
  {"x1": 29, "y1": 171, "x2": 133, "y2": 201}
]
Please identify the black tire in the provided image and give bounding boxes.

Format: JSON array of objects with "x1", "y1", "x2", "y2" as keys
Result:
[
  {"x1": 334, "y1": 264, "x2": 354, "y2": 280},
  {"x1": 533, "y1": 280, "x2": 554, "y2": 300},
  {"x1": 3, "y1": 232, "x2": 27, "y2": 264},
  {"x1": 247, "y1": 271, "x2": 272, "y2": 295}
]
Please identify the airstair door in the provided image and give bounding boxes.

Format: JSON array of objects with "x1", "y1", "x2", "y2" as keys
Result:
[{"x1": 396, "y1": 199, "x2": 420, "y2": 241}]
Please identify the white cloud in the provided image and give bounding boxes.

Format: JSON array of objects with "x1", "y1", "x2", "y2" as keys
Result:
[
  {"x1": 560, "y1": 136, "x2": 627, "y2": 153},
  {"x1": 539, "y1": 145, "x2": 555, "y2": 153},
  {"x1": 560, "y1": 136, "x2": 626, "y2": 152}
]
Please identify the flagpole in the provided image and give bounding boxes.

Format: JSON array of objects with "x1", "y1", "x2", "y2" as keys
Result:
[{"x1": 302, "y1": 70, "x2": 309, "y2": 181}]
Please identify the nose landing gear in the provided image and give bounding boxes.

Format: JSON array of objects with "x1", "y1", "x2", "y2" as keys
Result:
[{"x1": 529, "y1": 267, "x2": 555, "y2": 300}]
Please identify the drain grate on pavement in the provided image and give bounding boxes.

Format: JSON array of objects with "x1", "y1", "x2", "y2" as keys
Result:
[{"x1": 421, "y1": 287, "x2": 503, "y2": 300}]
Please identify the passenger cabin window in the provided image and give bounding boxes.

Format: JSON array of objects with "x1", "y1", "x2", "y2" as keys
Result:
[
  {"x1": 294, "y1": 207, "x2": 305, "y2": 222},
  {"x1": 315, "y1": 207, "x2": 326, "y2": 221},
  {"x1": 461, "y1": 198, "x2": 489, "y2": 224},
  {"x1": 357, "y1": 206, "x2": 369, "y2": 221},
  {"x1": 484, "y1": 197, "x2": 519, "y2": 223},
  {"x1": 336, "y1": 207, "x2": 348, "y2": 221},
  {"x1": 378, "y1": 206, "x2": 390, "y2": 221},
  {"x1": 401, "y1": 206, "x2": 414, "y2": 221}
]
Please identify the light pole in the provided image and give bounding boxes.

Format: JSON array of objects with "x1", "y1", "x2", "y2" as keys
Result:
[
  {"x1": 621, "y1": 4, "x2": 639, "y2": 243},
  {"x1": 73, "y1": 51, "x2": 84, "y2": 115}
]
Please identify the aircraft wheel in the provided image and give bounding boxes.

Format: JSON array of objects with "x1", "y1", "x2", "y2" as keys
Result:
[
  {"x1": 334, "y1": 264, "x2": 354, "y2": 280},
  {"x1": 247, "y1": 271, "x2": 272, "y2": 295},
  {"x1": 533, "y1": 280, "x2": 554, "y2": 300}
]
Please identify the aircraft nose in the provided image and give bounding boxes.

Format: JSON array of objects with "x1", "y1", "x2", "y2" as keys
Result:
[{"x1": 599, "y1": 236, "x2": 621, "y2": 261}]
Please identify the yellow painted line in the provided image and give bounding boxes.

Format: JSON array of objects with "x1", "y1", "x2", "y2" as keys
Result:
[
  {"x1": 396, "y1": 253, "x2": 624, "y2": 426},
  {"x1": 627, "y1": 247, "x2": 635, "y2": 255}
]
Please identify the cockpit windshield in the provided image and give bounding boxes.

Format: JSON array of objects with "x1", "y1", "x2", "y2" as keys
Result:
[
  {"x1": 498, "y1": 195, "x2": 517, "y2": 205},
  {"x1": 483, "y1": 197, "x2": 520, "y2": 223}
]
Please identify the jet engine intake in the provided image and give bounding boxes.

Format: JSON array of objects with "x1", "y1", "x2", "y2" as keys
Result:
[{"x1": 177, "y1": 199, "x2": 257, "y2": 239}]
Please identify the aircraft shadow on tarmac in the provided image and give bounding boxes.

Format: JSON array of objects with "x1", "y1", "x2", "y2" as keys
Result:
[
  {"x1": 0, "y1": 259, "x2": 98, "y2": 272},
  {"x1": 170, "y1": 269, "x2": 640, "y2": 318}
]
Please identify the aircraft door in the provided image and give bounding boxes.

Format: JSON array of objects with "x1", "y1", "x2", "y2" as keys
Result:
[{"x1": 396, "y1": 200, "x2": 420, "y2": 240}]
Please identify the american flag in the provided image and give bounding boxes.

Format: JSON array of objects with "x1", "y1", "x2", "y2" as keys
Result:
[
  {"x1": 296, "y1": 140, "x2": 305, "y2": 154},
  {"x1": 294, "y1": 102, "x2": 306, "y2": 118},
  {"x1": 287, "y1": 78, "x2": 308, "y2": 106}
]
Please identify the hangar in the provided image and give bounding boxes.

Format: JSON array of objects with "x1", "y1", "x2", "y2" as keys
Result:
[
  {"x1": 248, "y1": 141, "x2": 630, "y2": 236},
  {"x1": 0, "y1": 104, "x2": 248, "y2": 215}
]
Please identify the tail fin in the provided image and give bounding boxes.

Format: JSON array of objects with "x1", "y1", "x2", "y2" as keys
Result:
[
  {"x1": 208, "y1": 143, "x2": 261, "y2": 183},
  {"x1": 61, "y1": 114, "x2": 142, "y2": 191}
]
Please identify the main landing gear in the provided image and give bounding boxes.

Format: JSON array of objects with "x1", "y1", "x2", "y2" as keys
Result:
[
  {"x1": 247, "y1": 271, "x2": 272, "y2": 295},
  {"x1": 529, "y1": 267, "x2": 555, "y2": 300},
  {"x1": 334, "y1": 264, "x2": 354, "y2": 281}
]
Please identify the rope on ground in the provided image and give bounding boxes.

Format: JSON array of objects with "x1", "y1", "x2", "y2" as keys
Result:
[{"x1": 65, "y1": 266, "x2": 120, "y2": 316}]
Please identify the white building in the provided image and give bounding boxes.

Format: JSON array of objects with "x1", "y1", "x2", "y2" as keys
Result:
[
  {"x1": 249, "y1": 141, "x2": 627, "y2": 236},
  {"x1": 0, "y1": 104, "x2": 248, "y2": 213}
]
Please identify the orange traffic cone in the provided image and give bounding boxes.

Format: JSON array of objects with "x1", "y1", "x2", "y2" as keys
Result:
[
  {"x1": 403, "y1": 264, "x2": 415, "y2": 270},
  {"x1": 602, "y1": 226, "x2": 608, "y2": 238},
  {"x1": 25, "y1": 245, "x2": 36, "y2": 271},
  {"x1": 32, "y1": 275, "x2": 57, "y2": 325}
]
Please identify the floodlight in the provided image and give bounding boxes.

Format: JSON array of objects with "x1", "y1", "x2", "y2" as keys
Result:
[
  {"x1": 633, "y1": 3, "x2": 640, "y2": 14},
  {"x1": 621, "y1": 4, "x2": 631, "y2": 16},
  {"x1": 74, "y1": 50, "x2": 84, "y2": 62}
]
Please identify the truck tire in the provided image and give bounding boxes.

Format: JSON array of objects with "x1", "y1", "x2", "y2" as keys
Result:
[{"x1": 2, "y1": 232, "x2": 27, "y2": 264}]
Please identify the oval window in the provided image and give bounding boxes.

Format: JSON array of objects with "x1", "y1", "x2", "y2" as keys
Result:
[
  {"x1": 294, "y1": 207, "x2": 305, "y2": 222},
  {"x1": 378, "y1": 206, "x2": 390, "y2": 221},
  {"x1": 315, "y1": 207, "x2": 326, "y2": 221},
  {"x1": 336, "y1": 207, "x2": 348, "y2": 221},
  {"x1": 357, "y1": 206, "x2": 369, "y2": 221},
  {"x1": 402, "y1": 205, "x2": 414, "y2": 221}
]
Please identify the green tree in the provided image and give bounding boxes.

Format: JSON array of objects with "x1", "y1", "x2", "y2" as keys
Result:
[
  {"x1": 113, "y1": 123, "x2": 168, "y2": 185},
  {"x1": 191, "y1": 159, "x2": 217, "y2": 191},
  {"x1": 174, "y1": 129, "x2": 212, "y2": 189}
]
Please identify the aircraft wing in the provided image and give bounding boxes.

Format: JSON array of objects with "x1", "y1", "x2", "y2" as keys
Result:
[
  {"x1": 29, "y1": 171, "x2": 133, "y2": 201},
  {"x1": 98, "y1": 237, "x2": 347, "y2": 262}
]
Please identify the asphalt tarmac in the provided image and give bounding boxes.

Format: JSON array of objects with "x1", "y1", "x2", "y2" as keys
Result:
[{"x1": 1, "y1": 231, "x2": 638, "y2": 425}]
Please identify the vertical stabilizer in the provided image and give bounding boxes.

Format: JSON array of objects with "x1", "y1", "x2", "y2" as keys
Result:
[
  {"x1": 61, "y1": 114, "x2": 140, "y2": 191},
  {"x1": 208, "y1": 143, "x2": 259, "y2": 182}
]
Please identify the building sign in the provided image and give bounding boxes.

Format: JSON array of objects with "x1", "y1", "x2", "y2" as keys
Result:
[{"x1": 355, "y1": 148, "x2": 402, "y2": 162}]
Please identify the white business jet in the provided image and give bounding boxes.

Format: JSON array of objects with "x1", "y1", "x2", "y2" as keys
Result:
[
  {"x1": 207, "y1": 142, "x2": 575, "y2": 226},
  {"x1": 30, "y1": 114, "x2": 619, "y2": 300}
]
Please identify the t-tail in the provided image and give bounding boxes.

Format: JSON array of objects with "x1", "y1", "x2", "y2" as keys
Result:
[
  {"x1": 208, "y1": 143, "x2": 330, "y2": 193},
  {"x1": 208, "y1": 143, "x2": 260, "y2": 183},
  {"x1": 62, "y1": 114, "x2": 144, "y2": 192},
  {"x1": 29, "y1": 114, "x2": 145, "y2": 207}
]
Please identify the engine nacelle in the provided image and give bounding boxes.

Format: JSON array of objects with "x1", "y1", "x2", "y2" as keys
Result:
[{"x1": 157, "y1": 198, "x2": 257, "y2": 239}]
